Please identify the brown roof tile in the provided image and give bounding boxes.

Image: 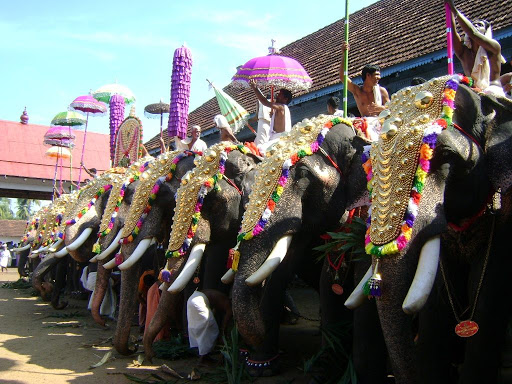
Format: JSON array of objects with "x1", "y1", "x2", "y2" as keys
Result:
[
  {"x1": 146, "y1": 0, "x2": 512, "y2": 151},
  {"x1": 0, "y1": 220, "x2": 28, "y2": 237}
]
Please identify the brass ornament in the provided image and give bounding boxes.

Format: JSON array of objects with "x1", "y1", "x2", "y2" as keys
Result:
[
  {"x1": 369, "y1": 76, "x2": 450, "y2": 245},
  {"x1": 167, "y1": 143, "x2": 231, "y2": 252},
  {"x1": 121, "y1": 150, "x2": 182, "y2": 238},
  {"x1": 62, "y1": 166, "x2": 129, "y2": 225},
  {"x1": 414, "y1": 91, "x2": 434, "y2": 109},
  {"x1": 240, "y1": 115, "x2": 332, "y2": 235}
]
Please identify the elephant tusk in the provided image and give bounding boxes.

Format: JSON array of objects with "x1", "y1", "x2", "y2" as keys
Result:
[
  {"x1": 167, "y1": 243, "x2": 206, "y2": 293},
  {"x1": 91, "y1": 230, "x2": 123, "y2": 262},
  {"x1": 118, "y1": 238, "x2": 156, "y2": 271},
  {"x1": 29, "y1": 250, "x2": 41, "y2": 259},
  {"x1": 103, "y1": 257, "x2": 118, "y2": 270},
  {"x1": 53, "y1": 246, "x2": 69, "y2": 258},
  {"x1": 66, "y1": 228, "x2": 93, "y2": 252},
  {"x1": 221, "y1": 269, "x2": 236, "y2": 285},
  {"x1": 245, "y1": 235, "x2": 292, "y2": 287},
  {"x1": 13, "y1": 244, "x2": 31, "y2": 252},
  {"x1": 33, "y1": 244, "x2": 50, "y2": 254},
  {"x1": 48, "y1": 239, "x2": 63, "y2": 253},
  {"x1": 402, "y1": 235, "x2": 440, "y2": 314},
  {"x1": 159, "y1": 282, "x2": 169, "y2": 291},
  {"x1": 344, "y1": 265, "x2": 373, "y2": 309}
]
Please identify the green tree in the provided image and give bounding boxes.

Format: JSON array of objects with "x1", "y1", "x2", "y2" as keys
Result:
[
  {"x1": 0, "y1": 198, "x2": 14, "y2": 219},
  {"x1": 15, "y1": 199, "x2": 41, "y2": 220}
]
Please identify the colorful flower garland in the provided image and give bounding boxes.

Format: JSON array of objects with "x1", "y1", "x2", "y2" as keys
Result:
[
  {"x1": 92, "y1": 160, "x2": 152, "y2": 254},
  {"x1": 227, "y1": 117, "x2": 352, "y2": 271},
  {"x1": 119, "y1": 151, "x2": 195, "y2": 245},
  {"x1": 158, "y1": 145, "x2": 250, "y2": 282},
  {"x1": 21, "y1": 218, "x2": 38, "y2": 243},
  {"x1": 362, "y1": 75, "x2": 462, "y2": 297},
  {"x1": 65, "y1": 185, "x2": 113, "y2": 226}
]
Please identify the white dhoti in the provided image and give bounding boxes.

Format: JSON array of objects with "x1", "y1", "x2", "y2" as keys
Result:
[
  {"x1": 187, "y1": 290, "x2": 219, "y2": 356},
  {"x1": 365, "y1": 117, "x2": 382, "y2": 142}
]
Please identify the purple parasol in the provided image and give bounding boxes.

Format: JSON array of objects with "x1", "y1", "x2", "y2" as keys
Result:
[
  {"x1": 70, "y1": 94, "x2": 107, "y2": 187},
  {"x1": 231, "y1": 55, "x2": 312, "y2": 93},
  {"x1": 167, "y1": 45, "x2": 193, "y2": 140}
]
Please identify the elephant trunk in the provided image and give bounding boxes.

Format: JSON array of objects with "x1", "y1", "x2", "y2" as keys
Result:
[
  {"x1": 32, "y1": 254, "x2": 60, "y2": 301},
  {"x1": 113, "y1": 263, "x2": 142, "y2": 355},
  {"x1": 143, "y1": 288, "x2": 183, "y2": 362},
  {"x1": 17, "y1": 249, "x2": 31, "y2": 277},
  {"x1": 91, "y1": 259, "x2": 111, "y2": 326},
  {"x1": 375, "y1": 255, "x2": 419, "y2": 384},
  {"x1": 51, "y1": 258, "x2": 68, "y2": 310}
]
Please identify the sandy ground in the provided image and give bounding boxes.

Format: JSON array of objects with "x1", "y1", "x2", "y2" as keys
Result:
[{"x1": 0, "y1": 267, "x2": 322, "y2": 384}]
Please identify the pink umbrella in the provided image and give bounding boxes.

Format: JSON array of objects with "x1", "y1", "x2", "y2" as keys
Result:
[
  {"x1": 231, "y1": 55, "x2": 312, "y2": 94},
  {"x1": 70, "y1": 94, "x2": 107, "y2": 186},
  {"x1": 167, "y1": 45, "x2": 193, "y2": 140}
]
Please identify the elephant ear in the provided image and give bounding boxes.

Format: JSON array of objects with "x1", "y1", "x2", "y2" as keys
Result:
[{"x1": 482, "y1": 94, "x2": 512, "y2": 193}]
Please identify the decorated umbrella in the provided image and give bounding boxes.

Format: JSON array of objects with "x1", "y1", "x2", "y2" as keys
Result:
[
  {"x1": 92, "y1": 83, "x2": 135, "y2": 163},
  {"x1": 144, "y1": 99, "x2": 169, "y2": 140},
  {"x1": 70, "y1": 94, "x2": 107, "y2": 187},
  {"x1": 231, "y1": 54, "x2": 312, "y2": 98},
  {"x1": 207, "y1": 79, "x2": 252, "y2": 134},
  {"x1": 51, "y1": 112, "x2": 85, "y2": 191},
  {"x1": 168, "y1": 45, "x2": 193, "y2": 140},
  {"x1": 45, "y1": 146, "x2": 72, "y2": 200},
  {"x1": 44, "y1": 126, "x2": 76, "y2": 148}
]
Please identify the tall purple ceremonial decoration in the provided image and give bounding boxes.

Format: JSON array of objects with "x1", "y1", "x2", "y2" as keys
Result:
[
  {"x1": 167, "y1": 45, "x2": 193, "y2": 140},
  {"x1": 109, "y1": 94, "x2": 125, "y2": 162}
]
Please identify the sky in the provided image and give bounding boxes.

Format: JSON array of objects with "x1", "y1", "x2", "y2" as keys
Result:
[{"x1": 2, "y1": 0, "x2": 378, "y2": 143}]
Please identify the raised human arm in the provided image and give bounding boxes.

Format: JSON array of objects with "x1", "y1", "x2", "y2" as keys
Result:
[
  {"x1": 446, "y1": 4, "x2": 465, "y2": 59},
  {"x1": 446, "y1": 0, "x2": 501, "y2": 55},
  {"x1": 339, "y1": 42, "x2": 359, "y2": 96},
  {"x1": 249, "y1": 80, "x2": 273, "y2": 108}
]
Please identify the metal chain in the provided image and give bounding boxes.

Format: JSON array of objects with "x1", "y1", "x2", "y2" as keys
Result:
[{"x1": 440, "y1": 214, "x2": 495, "y2": 323}]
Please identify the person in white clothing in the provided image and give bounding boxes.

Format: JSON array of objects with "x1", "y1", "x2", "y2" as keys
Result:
[
  {"x1": 175, "y1": 125, "x2": 208, "y2": 153},
  {"x1": 445, "y1": 0, "x2": 505, "y2": 96},
  {"x1": 249, "y1": 80, "x2": 293, "y2": 153},
  {"x1": 254, "y1": 96, "x2": 271, "y2": 147},
  {"x1": 0, "y1": 244, "x2": 11, "y2": 272}
]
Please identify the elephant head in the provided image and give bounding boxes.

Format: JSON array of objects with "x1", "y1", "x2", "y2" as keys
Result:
[
  {"x1": 345, "y1": 76, "x2": 507, "y2": 383},
  {"x1": 105, "y1": 150, "x2": 197, "y2": 356},
  {"x1": 142, "y1": 143, "x2": 258, "y2": 361},
  {"x1": 231, "y1": 115, "x2": 367, "y2": 369}
]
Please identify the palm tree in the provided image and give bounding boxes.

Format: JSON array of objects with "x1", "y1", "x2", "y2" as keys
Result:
[
  {"x1": 0, "y1": 198, "x2": 14, "y2": 219},
  {"x1": 15, "y1": 199, "x2": 41, "y2": 220}
]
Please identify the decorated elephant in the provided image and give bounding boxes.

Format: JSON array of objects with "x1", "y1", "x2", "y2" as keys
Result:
[
  {"x1": 99, "y1": 150, "x2": 197, "y2": 355},
  {"x1": 223, "y1": 114, "x2": 372, "y2": 376},
  {"x1": 345, "y1": 75, "x2": 512, "y2": 383},
  {"x1": 142, "y1": 142, "x2": 259, "y2": 361}
]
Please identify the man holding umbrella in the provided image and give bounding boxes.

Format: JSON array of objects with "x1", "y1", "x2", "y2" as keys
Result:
[{"x1": 249, "y1": 79, "x2": 292, "y2": 149}]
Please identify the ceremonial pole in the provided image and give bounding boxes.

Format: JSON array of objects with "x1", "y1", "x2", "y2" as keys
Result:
[
  {"x1": 445, "y1": 3, "x2": 454, "y2": 75},
  {"x1": 343, "y1": 0, "x2": 350, "y2": 117}
]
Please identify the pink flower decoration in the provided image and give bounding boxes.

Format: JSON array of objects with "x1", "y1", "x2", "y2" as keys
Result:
[
  {"x1": 419, "y1": 158, "x2": 430, "y2": 172},
  {"x1": 396, "y1": 236, "x2": 407, "y2": 250}
]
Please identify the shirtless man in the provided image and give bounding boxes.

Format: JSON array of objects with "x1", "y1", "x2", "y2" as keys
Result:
[
  {"x1": 445, "y1": 0, "x2": 505, "y2": 95},
  {"x1": 249, "y1": 79, "x2": 292, "y2": 139},
  {"x1": 339, "y1": 42, "x2": 390, "y2": 118}
]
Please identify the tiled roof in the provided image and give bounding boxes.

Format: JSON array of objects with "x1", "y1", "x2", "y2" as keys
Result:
[
  {"x1": 146, "y1": 0, "x2": 512, "y2": 151},
  {"x1": 0, "y1": 120, "x2": 110, "y2": 181},
  {"x1": 0, "y1": 220, "x2": 28, "y2": 237}
]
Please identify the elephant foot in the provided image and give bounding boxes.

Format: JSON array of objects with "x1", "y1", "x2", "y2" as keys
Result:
[
  {"x1": 51, "y1": 300, "x2": 68, "y2": 310},
  {"x1": 246, "y1": 354, "x2": 280, "y2": 377}
]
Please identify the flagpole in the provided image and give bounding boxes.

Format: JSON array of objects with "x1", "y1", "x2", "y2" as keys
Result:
[
  {"x1": 343, "y1": 0, "x2": 350, "y2": 117},
  {"x1": 445, "y1": 3, "x2": 454, "y2": 75}
]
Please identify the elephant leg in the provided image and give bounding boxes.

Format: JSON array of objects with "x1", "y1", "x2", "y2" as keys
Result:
[
  {"x1": 91, "y1": 260, "x2": 111, "y2": 326},
  {"x1": 114, "y1": 263, "x2": 142, "y2": 355},
  {"x1": 17, "y1": 250, "x2": 30, "y2": 278},
  {"x1": 51, "y1": 258, "x2": 68, "y2": 310},
  {"x1": 459, "y1": 235, "x2": 510, "y2": 384}
]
